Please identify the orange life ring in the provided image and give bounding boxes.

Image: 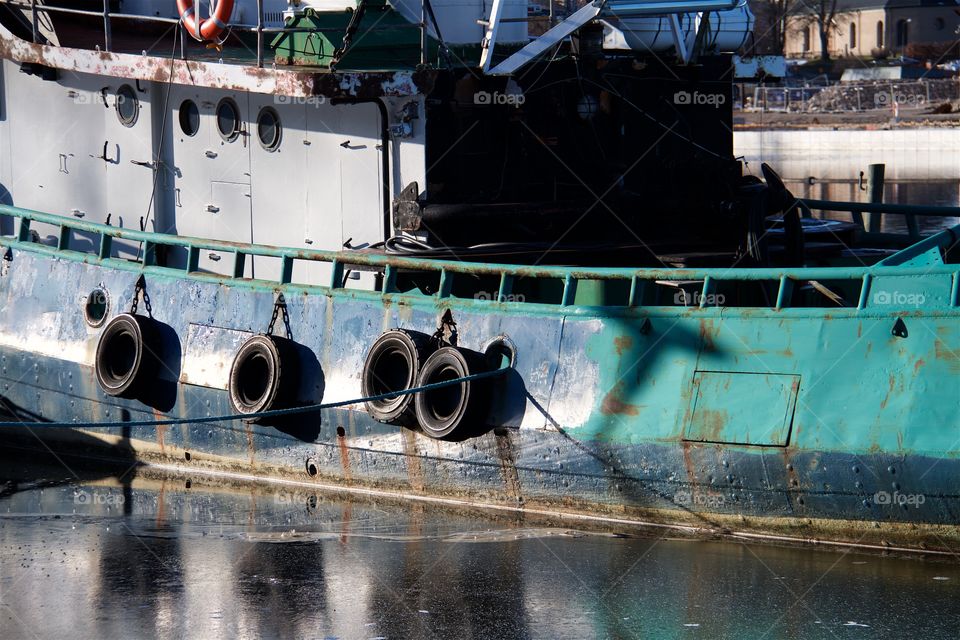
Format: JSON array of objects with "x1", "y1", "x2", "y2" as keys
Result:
[{"x1": 176, "y1": 0, "x2": 234, "y2": 41}]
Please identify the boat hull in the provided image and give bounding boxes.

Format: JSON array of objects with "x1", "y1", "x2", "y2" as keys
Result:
[{"x1": 0, "y1": 247, "x2": 958, "y2": 554}]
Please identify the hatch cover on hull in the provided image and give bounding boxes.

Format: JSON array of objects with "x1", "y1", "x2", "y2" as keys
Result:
[{"x1": 683, "y1": 371, "x2": 800, "y2": 447}]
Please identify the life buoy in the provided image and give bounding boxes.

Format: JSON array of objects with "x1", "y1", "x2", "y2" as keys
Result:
[
  {"x1": 95, "y1": 313, "x2": 161, "y2": 399},
  {"x1": 176, "y1": 0, "x2": 234, "y2": 41},
  {"x1": 361, "y1": 329, "x2": 432, "y2": 425},
  {"x1": 228, "y1": 334, "x2": 299, "y2": 420},
  {"x1": 413, "y1": 346, "x2": 490, "y2": 440}
]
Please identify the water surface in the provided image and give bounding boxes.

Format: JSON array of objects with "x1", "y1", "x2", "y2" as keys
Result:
[{"x1": 0, "y1": 459, "x2": 957, "y2": 639}]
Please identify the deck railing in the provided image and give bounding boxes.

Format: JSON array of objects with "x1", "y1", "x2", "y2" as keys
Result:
[
  {"x1": 1, "y1": 204, "x2": 957, "y2": 312},
  {"x1": 0, "y1": 0, "x2": 429, "y2": 67}
]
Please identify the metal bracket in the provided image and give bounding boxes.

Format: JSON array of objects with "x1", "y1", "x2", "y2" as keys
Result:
[
  {"x1": 90, "y1": 141, "x2": 119, "y2": 164},
  {"x1": 392, "y1": 182, "x2": 423, "y2": 232},
  {"x1": 432, "y1": 309, "x2": 458, "y2": 347}
]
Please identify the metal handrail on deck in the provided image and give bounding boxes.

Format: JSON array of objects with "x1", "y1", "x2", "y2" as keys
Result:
[
  {"x1": 1, "y1": 205, "x2": 957, "y2": 312},
  {"x1": 0, "y1": 0, "x2": 429, "y2": 68}
]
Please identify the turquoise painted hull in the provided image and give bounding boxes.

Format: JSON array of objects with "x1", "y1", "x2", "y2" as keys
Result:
[{"x1": 0, "y1": 206, "x2": 958, "y2": 553}]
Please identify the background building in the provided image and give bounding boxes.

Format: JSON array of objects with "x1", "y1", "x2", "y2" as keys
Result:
[{"x1": 781, "y1": 0, "x2": 959, "y2": 59}]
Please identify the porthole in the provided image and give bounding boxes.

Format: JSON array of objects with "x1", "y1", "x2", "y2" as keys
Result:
[
  {"x1": 483, "y1": 334, "x2": 517, "y2": 370},
  {"x1": 115, "y1": 85, "x2": 138, "y2": 127},
  {"x1": 216, "y1": 98, "x2": 241, "y2": 142},
  {"x1": 179, "y1": 99, "x2": 200, "y2": 137},
  {"x1": 256, "y1": 107, "x2": 282, "y2": 151},
  {"x1": 84, "y1": 287, "x2": 109, "y2": 327}
]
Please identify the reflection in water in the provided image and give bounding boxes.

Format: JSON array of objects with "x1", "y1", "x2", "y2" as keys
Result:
[{"x1": 0, "y1": 462, "x2": 958, "y2": 639}]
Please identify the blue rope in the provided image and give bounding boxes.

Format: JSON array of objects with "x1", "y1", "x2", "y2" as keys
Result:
[{"x1": 0, "y1": 367, "x2": 508, "y2": 429}]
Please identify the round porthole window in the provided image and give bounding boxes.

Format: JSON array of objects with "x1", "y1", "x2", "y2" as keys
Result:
[
  {"x1": 216, "y1": 98, "x2": 241, "y2": 142},
  {"x1": 84, "y1": 287, "x2": 109, "y2": 327},
  {"x1": 116, "y1": 85, "x2": 138, "y2": 127},
  {"x1": 257, "y1": 107, "x2": 282, "y2": 151},
  {"x1": 179, "y1": 99, "x2": 200, "y2": 137}
]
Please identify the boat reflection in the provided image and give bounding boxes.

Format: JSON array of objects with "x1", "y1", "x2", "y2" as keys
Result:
[{"x1": 0, "y1": 456, "x2": 957, "y2": 639}]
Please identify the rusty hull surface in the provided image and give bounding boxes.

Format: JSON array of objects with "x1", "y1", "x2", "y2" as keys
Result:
[
  {"x1": 0, "y1": 25, "x2": 435, "y2": 98},
  {"x1": 0, "y1": 244, "x2": 958, "y2": 555}
]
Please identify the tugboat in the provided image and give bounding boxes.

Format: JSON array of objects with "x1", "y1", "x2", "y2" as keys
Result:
[{"x1": 0, "y1": 0, "x2": 956, "y2": 553}]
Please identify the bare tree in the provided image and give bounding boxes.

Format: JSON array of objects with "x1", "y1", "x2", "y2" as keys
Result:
[
  {"x1": 766, "y1": 0, "x2": 795, "y2": 55},
  {"x1": 813, "y1": 0, "x2": 839, "y2": 60},
  {"x1": 791, "y1": 0, "x2": 840, "y2": 60}
]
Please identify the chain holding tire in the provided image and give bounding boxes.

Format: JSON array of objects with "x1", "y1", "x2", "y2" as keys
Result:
[
  {"x1": 266, "y1": 293, "x2": 291, "y2": 336},
  {"x1": 129, "y1": 275, "x2": 152, "y2": 317}
]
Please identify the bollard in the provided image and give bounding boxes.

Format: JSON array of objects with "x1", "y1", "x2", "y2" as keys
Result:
[{"x1": 867, "y1": 164, "x2": 885, "y2": 233}]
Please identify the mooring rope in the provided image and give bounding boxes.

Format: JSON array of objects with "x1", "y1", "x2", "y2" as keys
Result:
[{"x1": 0, "y1": 367, "x2": 509, "y2": 429}]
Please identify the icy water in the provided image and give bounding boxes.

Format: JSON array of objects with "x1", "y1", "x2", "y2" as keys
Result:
[{"x1": 0, "y1": 459, "x2": 958, "y2": 640}]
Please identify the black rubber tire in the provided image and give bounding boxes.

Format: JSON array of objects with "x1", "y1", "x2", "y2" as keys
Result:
[
  {"x1": 228, "y1": 334, "x2": 299, "y2": 420},
  {"x1": 414, "y1": 346, "x2": 489, "y2": 440},
  {"x1": 361, "y1": 329, "x2": 432, "y2": 425},
  {"x1": 95, "y1": 313, "x2": 160, "y2": 399}
]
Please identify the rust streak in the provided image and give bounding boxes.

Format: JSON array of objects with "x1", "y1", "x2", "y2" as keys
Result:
[
  {"x1": 337, "y1": 427, "x2": 352, "y2": 481},
  {"x1": 156, "y1": 422, "x2": 166, "y2": 455},
  {"x1": 402, "y1": 429, "x2": 425, "y2": 492},
  {"x1": 934, "y1": 339, "x2": 960, "y2": 372},
  {"x1": 879, "y1": 373, "x2": 896, "y2": 410},
  {"x1": 0, "y1": 31, "x2": 437, "y2": 99},
  {"x1": 614, "y1": 335, "x2": 633, "y2": 356},
  {"x1": 494, "y1": 430, "x2": 523, "y2": 504},
  {"x1": 600, "y1": 381, "x2": 641, "y2": 416},
  {"x1": 696, "y1": 409, "x2": 728, "y2": 441},
  {"x1": 681, "y1": 440, "x2": 699, "y2": 500},
  {"x1": 698, "y1": 319, "x2": 716, "y2": 352}
]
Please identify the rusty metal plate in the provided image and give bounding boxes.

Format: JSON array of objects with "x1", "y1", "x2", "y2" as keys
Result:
[{"x1": 684, "y1": 371, "x2": 800, "y2": 446}]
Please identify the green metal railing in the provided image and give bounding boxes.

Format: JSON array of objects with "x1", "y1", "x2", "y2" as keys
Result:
[{"x1": 1, "y1": 204, "x2": 958, "y2": 311}]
